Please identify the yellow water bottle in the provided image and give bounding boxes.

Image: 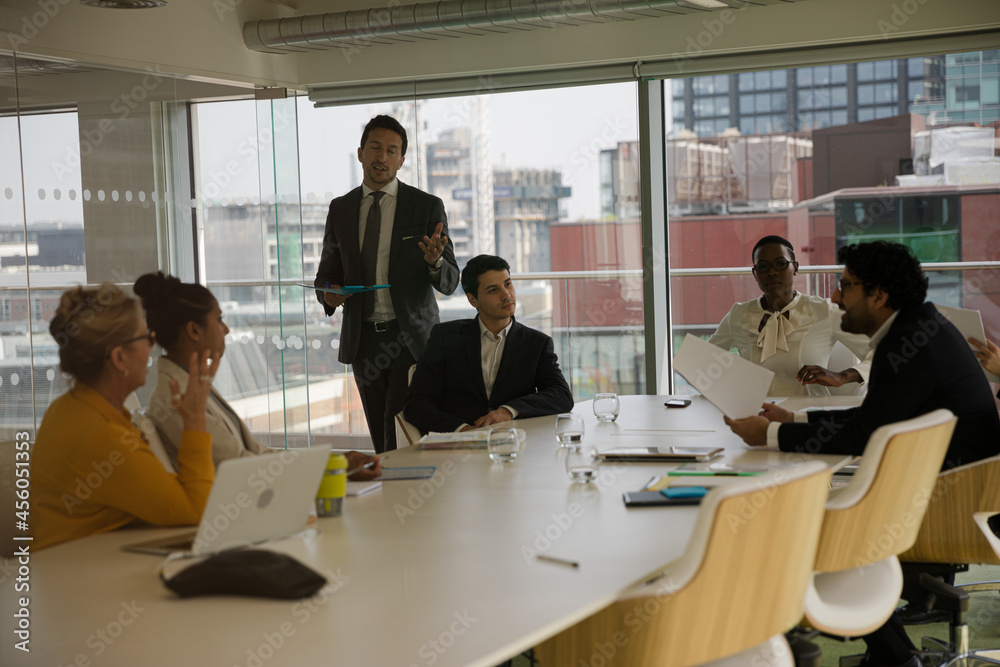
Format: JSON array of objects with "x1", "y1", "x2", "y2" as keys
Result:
[{"x1": 315, "y1": 453, "x2": 348, "y2": 517}]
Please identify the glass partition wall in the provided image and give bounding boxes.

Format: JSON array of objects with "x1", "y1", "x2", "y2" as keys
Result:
[
  {"x1": 4, "y1": 48, "x2": 998, "y2": 442},
  {"x1": 0, "y1": 54, "x2": 324, "y2": 444}
]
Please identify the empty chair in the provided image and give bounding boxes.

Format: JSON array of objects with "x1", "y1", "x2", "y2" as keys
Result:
[
  {"x1": 395, "y1": 364, "x2": 421, "y2": 447},
  {"x1": 534, "y1": 461, "x2": 832, "y2": 667},
  {"x1": 896, "y1": 455, "x2": 1000, "y2": 661},
  {"x1": 803, "y1": 409, "x2": 955, "y2": 641}
]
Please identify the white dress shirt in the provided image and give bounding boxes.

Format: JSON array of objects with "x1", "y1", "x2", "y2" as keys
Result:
[
  {"x1": 480, "y1": 317, "x2": 513, "y2": 398},
  {"x1": 453, "y1": 317, "x2": 519, "y2": 431}
]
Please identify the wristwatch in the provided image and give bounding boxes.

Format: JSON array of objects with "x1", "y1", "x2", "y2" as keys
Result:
[{"x1": 427, "y1": 257, "x2": 444, "y2": 271}]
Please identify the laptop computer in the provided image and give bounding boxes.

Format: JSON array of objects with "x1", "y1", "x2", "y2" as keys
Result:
[
  {"x1": 122, "y1": 446, "x2": 331, "y2": 556},
  {"x1": 597, "y1": 446, "x2": 724, "y2": 463}
]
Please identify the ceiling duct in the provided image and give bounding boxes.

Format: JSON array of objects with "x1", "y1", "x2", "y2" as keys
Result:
[
  {"x1": 0, "y1": 56, "x2": 92, "y2": 78},
  {"x1": 243, "y1": 0, "x2": 771, "y2": 54}
]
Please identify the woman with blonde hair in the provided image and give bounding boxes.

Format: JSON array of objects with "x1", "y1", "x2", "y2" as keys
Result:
[{"x1": 32, "y1": 283, "x2": 216, "y2": 550}]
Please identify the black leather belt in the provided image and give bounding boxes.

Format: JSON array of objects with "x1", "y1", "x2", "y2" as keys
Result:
[{"x1": 368, "y1": 320, "x2": 398, "y2": 333}]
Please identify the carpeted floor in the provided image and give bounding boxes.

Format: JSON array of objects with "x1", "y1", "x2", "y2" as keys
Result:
[
  {"x1": 813, "y1": 564, "x2": 1000, "y2": 666},
  {"x1": 511, "y1": 564, "x2": 1000, "y2": 666}
]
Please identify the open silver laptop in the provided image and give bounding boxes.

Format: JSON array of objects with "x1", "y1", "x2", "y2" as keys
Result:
[{"x1": 122, "y1": 446, "x2": 331, "y2": 556}]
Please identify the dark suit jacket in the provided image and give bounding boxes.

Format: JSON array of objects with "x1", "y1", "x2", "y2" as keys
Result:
[
  {"x1": 403, "y1": 317, "x2": 575, "y2": 434},
  {"x1": 778, "y1": 302, "x2": 1000, "y2": 469},
  {"x1": 314, "y1": 181, "x2": 459, "y2": 364}
]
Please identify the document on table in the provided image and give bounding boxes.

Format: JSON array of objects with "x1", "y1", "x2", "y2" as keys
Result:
[
  {"x1": 418, "y1": 431, "x2": 490, "y2": 449},
  {"x1": 935, "y1": 304, "x2": 999, "y2": 382},
  {"x1": 673, "y1": 334, "x2": 774, "y2": 419},
  {"x1": 346, "y1": 481, "x2": 382, "y2": 496},
  {"x1": 378, "y1": 466, "x2": 437, "y2": 481}
]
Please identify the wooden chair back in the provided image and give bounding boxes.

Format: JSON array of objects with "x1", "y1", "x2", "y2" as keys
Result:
[
  {"x1": 814, "y1": 409, "x2": 955, "y2": 572},
  {"x1": 899, "y1": 454, "x2": 1000, "y2": 565},
  {"x1": 535, "y1": 462, "x2": 831, "y2": 667}
]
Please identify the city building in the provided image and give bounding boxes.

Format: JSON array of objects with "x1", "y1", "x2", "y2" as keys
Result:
[
  {"x1": 911, "y1": 50, "x2": 1000, "y2": 126},
  {"x1": 672, "y1": 56, "x2": 945, "y2": 137}
]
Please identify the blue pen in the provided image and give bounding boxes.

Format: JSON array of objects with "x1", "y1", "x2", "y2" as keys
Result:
[{"x1": 661, "y1": 486, "x2": 709, "y2": 499}]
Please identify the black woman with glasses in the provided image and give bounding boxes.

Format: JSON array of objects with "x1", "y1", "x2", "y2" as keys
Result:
[
  {"x1": 32, "y1": 283, "x2": 217, "y2": 550},
  {"x1": 708, "y1": 235, "x2": 873, "y2": 397},
  {"x1": 135, "y1": 272, "x2": 380, "y2": 477}
]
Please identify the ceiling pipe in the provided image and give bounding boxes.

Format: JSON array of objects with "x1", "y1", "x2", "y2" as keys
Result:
[{"x1": 242, "y1": 0, "x2": 758, "y2": 54}]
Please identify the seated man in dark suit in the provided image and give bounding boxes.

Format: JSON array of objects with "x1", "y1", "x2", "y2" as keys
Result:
[
  {"x1": 403, "y1": 254, "x2": 574, "y2": 434},
  {"x1": 726, "y1": 240, "x2": 1000, "y2": 667}
]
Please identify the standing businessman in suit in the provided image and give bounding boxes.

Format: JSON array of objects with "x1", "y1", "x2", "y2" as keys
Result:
[
  {"x1": 315, "y1": 115, "x2": 459, "y2": 452},
  {"x1": 403, "y1": 254, "x2": 574, "y2": 434}
]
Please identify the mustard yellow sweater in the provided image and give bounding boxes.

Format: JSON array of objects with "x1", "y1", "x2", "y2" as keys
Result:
[{"x1": 32, "y1": 384, "x2": 215, "y2": 550}]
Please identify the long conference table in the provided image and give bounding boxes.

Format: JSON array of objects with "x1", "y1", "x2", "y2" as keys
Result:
[{"x1": 2, "y1": 395, "x2": 856, "y2": 667}]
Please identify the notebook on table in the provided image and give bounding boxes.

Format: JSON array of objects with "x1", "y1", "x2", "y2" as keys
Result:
[
  {"x1": 122, "y1": 446, "x2": 331, "y2": 557},
  {"x1": 418, "y1": 431, "x2": 490, "y2": 449}
]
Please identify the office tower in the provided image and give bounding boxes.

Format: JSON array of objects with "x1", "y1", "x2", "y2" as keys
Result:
[
  {"x1": 672, "y1": 56, "x2": 945, "y2": 137},
  {"x1": 910, "y1": 50, "x2": 1000, "y2": 126}
]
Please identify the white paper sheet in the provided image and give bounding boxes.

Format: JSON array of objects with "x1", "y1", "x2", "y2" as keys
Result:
[
  {"x1": 935, "y1": 304, "x2": 1000, "y2": 382},
  {"x1": 673, "y1": 334, "x2": 775, "y2": 419}
]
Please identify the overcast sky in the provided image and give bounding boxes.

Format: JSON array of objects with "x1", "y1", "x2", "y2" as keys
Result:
[{"x1": 3, "y1": 82, "x2": 651, "y2": 226}]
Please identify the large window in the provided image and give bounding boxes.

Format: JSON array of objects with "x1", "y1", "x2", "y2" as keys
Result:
[
  {"x1": 665, "y1": 52, "x2": 1000, "y2": 393},
  {"x1": 4, "y1": 47, "x2": 998, "y2": 442},
  {"x1": 0, "y1": 54, "x2": 252, "y2": 439}
]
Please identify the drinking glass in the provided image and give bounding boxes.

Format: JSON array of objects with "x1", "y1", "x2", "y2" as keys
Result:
[
  {"x1": 554, "y1": 413, "x2": 585, "y2": 449},
  {"x1": 593, "y1": 393, "x2": 620, "y2": 422},
  {"x1": 488, "y1": 427, "x2": 520, "y2": 463},
  {"x1": 565, "y1": 444, "x2": 599, "y2": 483}
]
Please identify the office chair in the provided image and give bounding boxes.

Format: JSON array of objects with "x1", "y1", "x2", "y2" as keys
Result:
[
  {"x1": 534, "y1": 461, "x2": 833, "y2": 667},
  {"x1": 896, "y1": 454, "x2": 1000, "y2": 660},
  {"x1": 903, "y1": 512, "x2": 1000, "y2": 666},
  {"x1": 888, "y1": 448, "x2": 1000, "y2": 667},
  {"x1": 125, "y1": 390, "x2": 176, "y2": 472},
  {"x1": 926, "y1": 512, "x2": 1000, "y2": 665},
  {"x1": 133, "y1": 409, "x2": 178, "y2": 473},
  {"x1": 825, "y1": 341, "x2": 869, "y2": 397},
  {"x1": 395, "y1": 364, "x2": 421, "y2": 447},
  {"x1": 802, "y1": 409, "x2": 955, "y2": 642}
]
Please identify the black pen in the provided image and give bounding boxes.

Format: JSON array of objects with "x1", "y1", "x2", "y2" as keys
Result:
[{"x1": 535, "y1": 554, "x2": 580, "y2": 568}]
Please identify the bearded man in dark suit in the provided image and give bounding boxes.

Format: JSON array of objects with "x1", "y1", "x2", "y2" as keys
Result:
[
  {"x1": 726, "y1": 240, "x2": 1000, "y2": 667},
  {"x1": 315, "y1": 115, "x2": 459, "y2": 452}
]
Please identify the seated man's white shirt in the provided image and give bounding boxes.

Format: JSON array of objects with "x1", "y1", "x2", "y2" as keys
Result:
[
  {"x1": 453, "y1": 317, "x2": 519, "y2": 431},
  {"x1": 765, "y1": 311, "x2": 900, "y2": 447}
]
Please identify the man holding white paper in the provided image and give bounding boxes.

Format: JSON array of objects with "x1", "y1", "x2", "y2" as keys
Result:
[
  {"x1": 725, "y1": 240, "x2": 1000, "y2": 667},
  {"x1": 726, "y1": 241, "x2": 999, "y2": 468}
]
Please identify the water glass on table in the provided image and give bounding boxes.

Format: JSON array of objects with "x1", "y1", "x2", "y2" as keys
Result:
[
  {"x1": 565, "y1": 444, "x2": 599, "y2": 483},
  {"x1": 554, "y1": 413, "x2": 585, "y2": 449},
  {"x1": 593, "y1": 393, "x2": 620, "y2": 422},
  {"x1": 488, "y1": 427, "x2": 520, "y2": 463}
]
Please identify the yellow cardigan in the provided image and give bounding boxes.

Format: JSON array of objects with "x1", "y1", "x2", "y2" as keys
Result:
[{"x1": 32, "y1": 384, "x2": 215, "y2": 550}]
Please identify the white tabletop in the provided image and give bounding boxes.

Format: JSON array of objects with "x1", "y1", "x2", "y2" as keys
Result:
[{"x1": 2, "y1": 395, "x2": 853, "y2": 667}]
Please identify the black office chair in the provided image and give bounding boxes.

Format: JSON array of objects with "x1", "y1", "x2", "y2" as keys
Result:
[{"x1": 895, "y1": 456, "x2": 1000, "y2": 665}]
